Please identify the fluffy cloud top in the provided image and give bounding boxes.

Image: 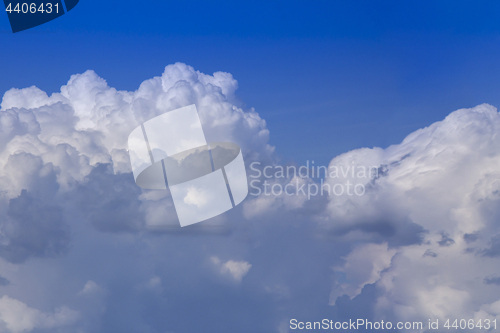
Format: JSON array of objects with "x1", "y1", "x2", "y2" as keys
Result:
[
  {"x1": 321, "y1": 104, "x2": 500, "y2": 326},
  {"x1": 0, "y1": 62, "x2": 272, "y2": 257},
  {"x1": 0, "y1": 64, "x2": 273, "y2": 332},
  {"x1": 211, "y1": 256, "x2": 252, "y2": 282}
]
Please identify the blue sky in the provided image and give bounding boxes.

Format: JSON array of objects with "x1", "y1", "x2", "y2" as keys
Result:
[
  {"x1": 3, "y1": 1, "x2": 500, "y2": 165},
  {"x1": 2, "y1": 2, "x2": 500, "y2": 333}
]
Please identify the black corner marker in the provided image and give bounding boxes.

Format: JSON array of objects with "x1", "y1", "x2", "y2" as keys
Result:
[{"x1": 3, "y1": 0, "x2": 79, "y2": 33}]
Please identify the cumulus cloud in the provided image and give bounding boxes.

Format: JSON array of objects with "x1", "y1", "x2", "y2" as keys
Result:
[
  {"x1": 78, "y1": 280, "x2": 105, "y2": 296},
  {"x1": 330, "y1": 243, "x2": 396, "y2": 301},
  {"x1": 0, "y1": 62, "x2": 272, "y2": 262},
  {"x1": 211, "y1": 256, "x2": 252, "y2": 282},
  {"x1": 1, "y1": 189, "x2": 69, "y2": 263},
  {"x1": 0, "y1": 63, "x2": 274, "y2": 332},
  {"x1": 2, "y1": 63, "x2": 500, "y2": 332},
  {"x1": 319, "y1": 104, "x2": 500, "y2": 327},
  {"x1": 0, "y1": 296, "x2": 79, "y2": 333}
]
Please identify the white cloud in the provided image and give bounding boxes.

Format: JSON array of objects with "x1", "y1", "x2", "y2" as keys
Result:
[
  {"x1": 0, "y1": 62, "x2": 273, "y2": 260},
  {"x1": 0, "y1": 296, "x2": 79, "y2": 333},
  {"x1": 323, "y1": 104, "x2": 500, "y2": 324},
  {"x1": 222, "y1": 260, "x2": 252, "y2": 282},
  {"x1": 330, "y1": 243, "x2": 396, "y2": 301},
  {"x1": 0, "y1": 62, "x2": 272, "y2": 197},
  {"x1": 3, "y1": 64, "x2": 500, "y2": 331},
  {"x1": 184, "y1": 186, "x2": 209, "y2": 207},
  {"x1": 211, "y1": 256, "x2": 252, "y2": 282},
  {"x1": 78, "y1": 280, "x2": 104, "y2": 296}
]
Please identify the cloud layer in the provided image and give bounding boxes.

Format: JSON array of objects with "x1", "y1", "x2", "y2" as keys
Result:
[
  {"x1": 0, "y1": 64, "x2": 500, "y2": 332},
  {"x1": 320, "y1": 104, "x2": 500, "y2": 327}
]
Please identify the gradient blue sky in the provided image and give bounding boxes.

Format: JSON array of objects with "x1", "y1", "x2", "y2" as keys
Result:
[
  {"x1": 3, "y1": 2, "x2": 500, "y2": 333},
  {"x1": 3, "y1": 1, "x2": 500, "y2": 165}
]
